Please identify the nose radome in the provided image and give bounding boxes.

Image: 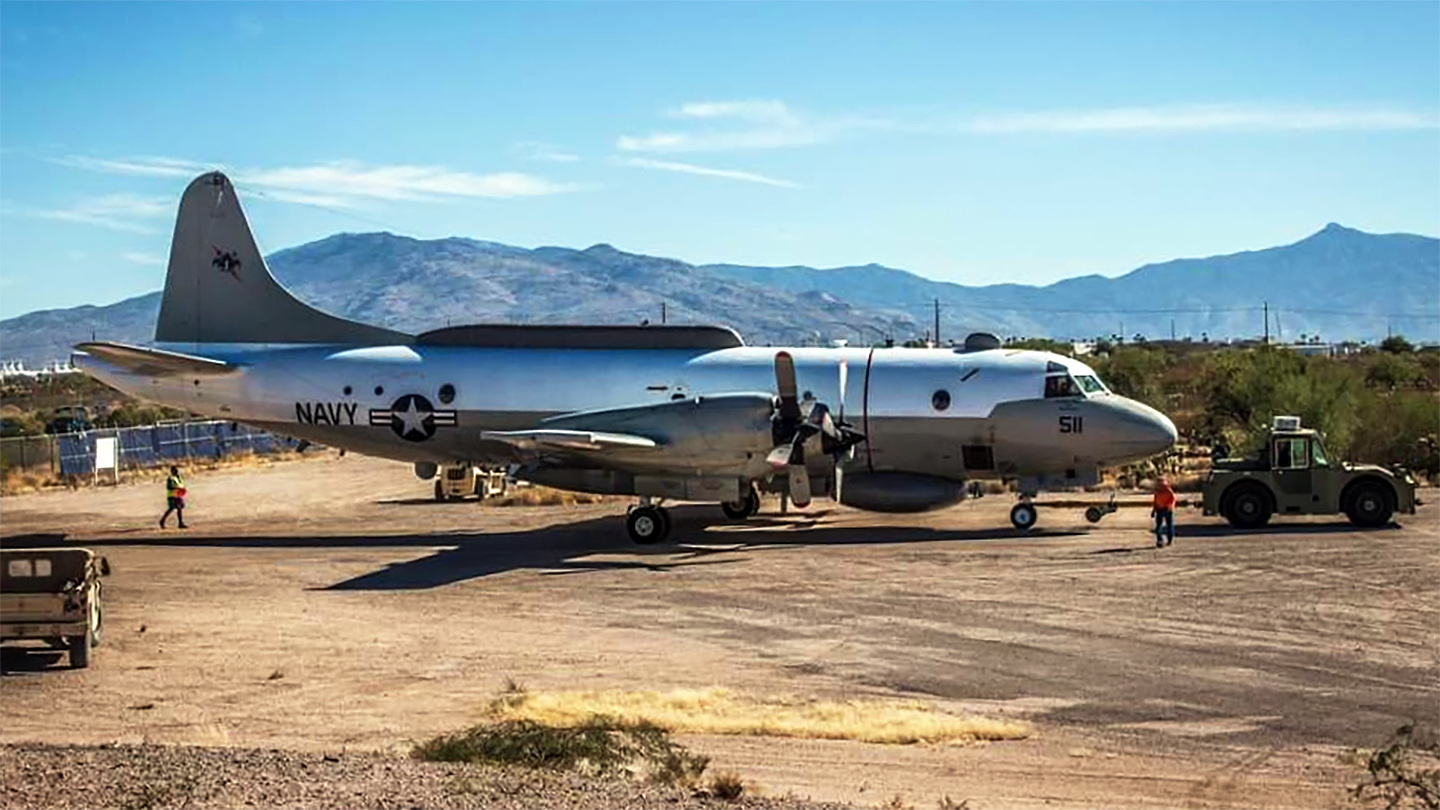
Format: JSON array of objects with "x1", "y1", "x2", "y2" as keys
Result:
[{"x1": 1127, "y1": 398, "x2": 1178, "y2": 454}]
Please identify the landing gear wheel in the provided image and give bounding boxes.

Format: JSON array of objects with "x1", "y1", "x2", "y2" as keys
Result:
[
  {"x1": 627, "y1": 506, "x2": 671, "y2": 545},
  {"x1": 1225, "y1": 487, "x2": 1272, "y2": 529},
  {"x1": 1010, "y1": 502, "x2": 1038, "y2": 532},
  {"x1": 1346, "y1": 483, "x2": 1393, "y2": 528},
  {"x1": 1085, "y1": 506, "x2": 1104, "y2": 524},
  {"x1": 434, "y1": 480, "x2": 445, "y2": 503},
  {"x1": 720, "y1": 485, "x2": 761, "y2": 521}
]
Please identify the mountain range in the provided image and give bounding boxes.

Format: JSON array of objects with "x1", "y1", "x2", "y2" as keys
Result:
[{"x1": 2, "y1": 223, "x2": 1436, "y2": 366}]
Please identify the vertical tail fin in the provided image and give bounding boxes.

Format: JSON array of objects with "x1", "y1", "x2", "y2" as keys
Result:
[{"x1": 155, "y1": 172, "x2": 410, "y2": 346}]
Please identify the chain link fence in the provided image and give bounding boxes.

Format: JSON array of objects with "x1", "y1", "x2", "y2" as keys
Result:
[{"x1": 1, "y1": 421, "x2": 297, "y2": 477}]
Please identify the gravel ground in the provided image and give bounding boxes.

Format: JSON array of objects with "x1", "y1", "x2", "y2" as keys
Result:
[{"x1": 0, "y1": 743, "x2": 846, "y2": 810}]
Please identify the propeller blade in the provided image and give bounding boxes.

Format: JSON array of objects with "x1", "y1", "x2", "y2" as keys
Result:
[
  {"x1": 774, "y1": 351, "x2": 800, "y2": 423},
  {"x1": 834, "y1": 464, "x2": 844, "y2": 506},
  {"x1": 838, "y1": 359, "x2": 848, "y2": 423},
  {"x1": 790, "y1": 464, "x2": 811, "y2": 508}
]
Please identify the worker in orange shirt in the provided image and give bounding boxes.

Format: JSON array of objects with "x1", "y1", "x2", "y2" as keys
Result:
[{"x1": 1152, "y1": 475, "x2": 1176, "y2": 547}]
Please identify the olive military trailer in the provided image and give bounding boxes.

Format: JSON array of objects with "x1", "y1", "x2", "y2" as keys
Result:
[
  {"x1": 1202, "y1": 416, "x2": 1419, "y2": 529},
  {"x1": 74, "y1": 172, "x2": 1178, "y2": 543}
]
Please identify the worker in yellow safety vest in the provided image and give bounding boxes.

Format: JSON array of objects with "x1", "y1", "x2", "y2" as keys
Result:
[{"x1": 160, "y1": 466, "x2": 188, "y2": 529}]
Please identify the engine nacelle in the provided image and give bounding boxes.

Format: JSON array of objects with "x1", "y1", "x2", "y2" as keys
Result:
[{"x1": 839, "y1": 472, "x2": 964, "y2": 513}]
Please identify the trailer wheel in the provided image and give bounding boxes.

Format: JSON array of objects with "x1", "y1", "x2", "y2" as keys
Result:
[
  {"x1": 1346, "y1": 482, "x2": 1393, "y2": 528},
  {"x1": 1224, "y1": 485, "x2": 1272, "y2": 529},
  {"x1": 68, "y1": 632, "x2": 91, "y2": 669}
]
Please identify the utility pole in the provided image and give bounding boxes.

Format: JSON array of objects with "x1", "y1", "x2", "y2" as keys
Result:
[
  {"x1": 1263, "y1": 301, "x2": 1269, "y2": 345},
  {"x1": 661, "y1": 301, "x2": 667, "y2": 325},
  {"x1": 933, "y1": 299, "x2": 941, "y2": 346},
  {"x1": 1275, "y1": 310, "x2": 1283, "y2": 343},
  {"x1": 1170, "y1": 319, "x2": 1176, "y2": 342}
]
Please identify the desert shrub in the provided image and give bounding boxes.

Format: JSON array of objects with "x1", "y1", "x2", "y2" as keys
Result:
[
  {"x1": 707, "y1": 770, "x2": 747, "y2": 801},
  {"x1": 412, "y1": 716, "x2": 710, "y2": 786},
  {"x1": 1350, "y1": 723, "x2": 1439, "y2": 809}
]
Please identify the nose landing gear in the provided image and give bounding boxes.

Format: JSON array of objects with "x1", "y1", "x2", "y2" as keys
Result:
[
  {"x1": 626, "y1": 498, "x2": 672, "y2": 544},
  {"x1": 1010, "y1": 501, "x2": 1038, "y2": 531}
]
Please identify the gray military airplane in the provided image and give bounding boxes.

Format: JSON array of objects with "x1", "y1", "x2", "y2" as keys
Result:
[{"x1": 74, "y1": 172, "x2": 1177, "y2": 543}]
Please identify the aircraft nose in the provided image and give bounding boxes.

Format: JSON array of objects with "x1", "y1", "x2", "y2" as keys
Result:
[{"x1": 1106, "y1": 397, "x2": 1178, "y2": 460}]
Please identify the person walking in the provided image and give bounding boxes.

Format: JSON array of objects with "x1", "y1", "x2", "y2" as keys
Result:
[
  {"x1": 160, "y1": 466, "x2": 188, "y2": 529},
  {"x1": 1152, "y1": 475, "x2": 1176, "y2": 547}
]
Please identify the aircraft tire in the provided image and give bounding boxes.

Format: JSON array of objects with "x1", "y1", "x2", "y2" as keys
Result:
[
  {"x1": 1085, "y1": 506, "x2": 1104, "y2": 523},
  {"x1": 627, "y1": 506, "x2": 670, "y2": 545},
  {"x1": 720, "y1": 486, "x2": 761, "y2": 521},
  {"x1": 1010, "y1": 502, "x2": 1038, "y2": 532},
  {"x1": 434, "y1": 481, "x2": 445, "y2": 503}
]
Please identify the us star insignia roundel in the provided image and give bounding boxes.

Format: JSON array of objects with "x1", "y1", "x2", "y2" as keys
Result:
[{"x1": 369, "y1": 394, "x2": 458, "y2": 442}]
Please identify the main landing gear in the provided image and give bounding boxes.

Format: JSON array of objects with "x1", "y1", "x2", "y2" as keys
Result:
[
  {"x1": 720, "y1": 485, "x2": 761, "y2": 522},
  {"x1": 626, "y1": 498, "x2": 672, "y2": 545},
  {"x1": 1010, "y1": 499, "x2": 1038, "y2": 532}
]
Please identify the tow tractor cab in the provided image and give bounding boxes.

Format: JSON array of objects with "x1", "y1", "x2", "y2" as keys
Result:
[
  {"x1": 1202, "y1": 415, "x2": 1419, "y2": 529},
  {"x1": 0, "y1": 548, "x2": 110, "y2": 669}
]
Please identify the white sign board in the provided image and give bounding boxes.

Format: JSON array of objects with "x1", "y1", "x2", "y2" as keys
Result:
[{"x1": 94, "y1": 436, "x2": 119, "y2": 485}]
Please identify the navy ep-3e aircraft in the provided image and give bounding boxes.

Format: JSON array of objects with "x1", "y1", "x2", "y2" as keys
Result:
[{"x1": 74, "y1": 172, "x2": 1177, "y2": 543}]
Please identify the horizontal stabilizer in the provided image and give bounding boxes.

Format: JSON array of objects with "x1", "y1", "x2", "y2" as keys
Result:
[
  {"x1": 74, "y1": 341, "x2": 238, "y2": 377},
  {"x1": 481, "y1": 429, "x2": 659, "y2": 452}
]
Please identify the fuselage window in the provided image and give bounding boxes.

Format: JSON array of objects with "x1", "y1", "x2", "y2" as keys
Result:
[
  {"x1": 343, "y1": 385, "x2": 353, "y2": 396},
  {"x1": 1044, "y1": 374, "x2": 1081, "y2": 398},
  {"x1": 374, "y1": 385, "x2": 385, "y2": 397},
  {"x1": 438, "y1": 384, "x2": 456, "y2": 404},
  {"x1": 932, "y1": 389, "x2": 951, "y2": 411}
]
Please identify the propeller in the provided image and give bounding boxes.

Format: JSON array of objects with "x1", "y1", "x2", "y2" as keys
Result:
[{"x1": 767, "y1": 352, "x2": 865, "y2": 508}]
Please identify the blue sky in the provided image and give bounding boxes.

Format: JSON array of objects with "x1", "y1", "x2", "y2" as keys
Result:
[{"x1": 1, "y1": 2, "x2": 1437, "y2": 319}]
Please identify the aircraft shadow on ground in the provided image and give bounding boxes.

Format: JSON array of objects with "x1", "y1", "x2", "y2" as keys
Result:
[{"x1": 0, "y1": 507, "x2": 1079, "y2": 590}]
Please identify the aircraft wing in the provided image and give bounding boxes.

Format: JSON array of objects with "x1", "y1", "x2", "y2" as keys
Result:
[
  {"x1": 74, "y1": 341, "x2": 239, "y2": 377},
  {"x1": 480, "y1": 429, "x2": 659, "y2": 453}
]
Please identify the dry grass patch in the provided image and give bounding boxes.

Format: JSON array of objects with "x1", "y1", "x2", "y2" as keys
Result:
[
  {"x1": 488, "y1": 486, "x2": 612, "y2": 507},
  {"x1": 489, "y1": 686, "x2": 1030, "y2": 745}
]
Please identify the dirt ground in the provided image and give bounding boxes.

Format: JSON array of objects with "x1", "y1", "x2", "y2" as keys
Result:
[{"x1": 2, "y1": 453, "x2": 1436, "y2": 809}]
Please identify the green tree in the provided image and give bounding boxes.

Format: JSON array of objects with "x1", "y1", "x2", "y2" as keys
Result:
[{"x1": 1380, "y1": 335, "x2": 1416, "y2": 354}]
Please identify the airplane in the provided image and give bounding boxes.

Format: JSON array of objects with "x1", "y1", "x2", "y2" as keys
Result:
[{"x1": 74, "y1": 172, "x2": 1177, "y2": 543}]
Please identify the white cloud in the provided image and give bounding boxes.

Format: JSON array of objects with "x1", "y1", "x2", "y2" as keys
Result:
[
  {"x1": 51, "y1": 155, "x2": 205, "y2": 178},
  {"x1": 670, "y1": 100, "x2": 799, "y2": 125},
  {"x1": 121, "y1": 251, "x2": 165, "y2": 265},
  {"x1": 619, "y1": 99, "x2": 851, "y2": 153},
  {"x1": 617, "y1": 157, "x2": 800, "y2": 189},
  {"x1": 32, "y1": 193, "x2": 171, "y2": 233},
  {"x1": 53, "y1": 155, "x2": 583, "y2": 209},
  {"x1": 967, "y1": 104, "x2": 1440, "y2": 134},
  {"x1": 515, "y1": 142, "x2": 581, "y2": 163}
]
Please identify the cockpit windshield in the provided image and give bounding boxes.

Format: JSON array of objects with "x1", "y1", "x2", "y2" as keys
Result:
[
  {"x1": 1045, "y1": 372, "x2": 1108, "y2": 398},
  {"x1": 1044, "y1": 374, "x2": 1081, "y2": 398}
]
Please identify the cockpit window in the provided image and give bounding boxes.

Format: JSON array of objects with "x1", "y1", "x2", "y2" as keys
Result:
[
  {"x1": 1075, "y1": 375, "x2": 1106, "y2": 394},
  {"x1": 1311, "y1": 438, "x2": 1329, "y2": 468},
  {"x1": 1044, "y1": 374, "x2": 1081, "y2": 398}
]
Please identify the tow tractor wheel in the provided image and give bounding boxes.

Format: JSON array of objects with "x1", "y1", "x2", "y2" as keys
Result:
[
  {"x1": 720, "y1": 485, "x2": 761, "y2": 521},
  {"x1": 1010, "y1": 502, "x2": 1038, "y2": 532},
  {"x1": 627, "y1": 505, "x2": 671, "y2": 545}
]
